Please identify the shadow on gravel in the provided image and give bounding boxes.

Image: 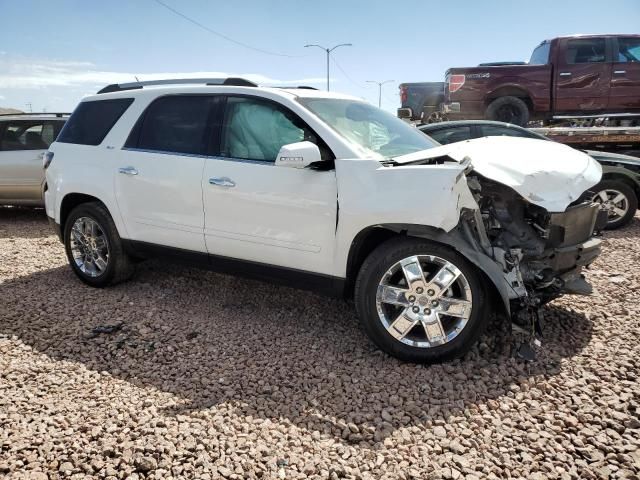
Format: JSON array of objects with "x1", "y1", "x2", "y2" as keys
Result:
[
  {"x1": 0, "y1": 261, "x2": 593, "y2": 445},
  {"x1": 0, "y1": 207, "x2": 48, "y2": 239}
]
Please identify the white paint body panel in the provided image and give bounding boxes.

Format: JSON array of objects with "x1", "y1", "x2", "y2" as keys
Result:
[
  {"x1": 114, "y1": 149, "x2": 207, "y2": 253},
  {"x1": 394, "y1": 136, "x2": 602, "y2": 212},
  {"x1": 202, "y1": 158, "x2": 337, "y2": 274},
  {"x1": 45, "y1": 84, "x2": 603, "y2": 283}
]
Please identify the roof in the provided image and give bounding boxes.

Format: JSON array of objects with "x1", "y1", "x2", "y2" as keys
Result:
[
  {"x1": 83, "y1": 84, "x2": 360, "y2": 104},
  {"x1": 0, "y1": 112, "x2": 69, "y2": 121},
  {"x1": 419, "y1": 120, "x2": 522, "y2": 130},
  {"x1": 542, "y1": 33, "x2": 640, "y2": 42}
]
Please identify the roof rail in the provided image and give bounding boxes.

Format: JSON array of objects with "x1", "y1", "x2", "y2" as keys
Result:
[
  {"x1": 97, "y1": 77, "x2": 258, "y2": 94},
  {"x1": 0, "y1": 112, "x2": 70, "y2": 117},
  {"x1": 271, "y1": 85, "x2": 319, "y2": 90}
]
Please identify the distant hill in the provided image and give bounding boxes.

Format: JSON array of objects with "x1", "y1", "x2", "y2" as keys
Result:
[{"x1": 0, "y1": 107, "x2": 23, "y2": 115}]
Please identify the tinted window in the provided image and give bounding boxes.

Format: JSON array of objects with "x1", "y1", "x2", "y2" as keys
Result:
[
  {"x1": 529, "y1": 42, "x2": 550, "y2": 65},
  {"x1": 130, "y1": 95, "x2": 216, "y2": 155},
  {"x1": 426, "y1": 126, "x2": 472, "y2": 145},
  {"x1": 58, "y1": 98, "x2": 133, "y2": 146},
  {"x1": 617, "y1": 37, "x2": 640, "y2": 63},
  {"x1": 481, "y1": 125, "x2": 538, "y2": 139},
  {"x1": 0, "y1": 121, "x2": 60, "y2": 151},
  {"x1": 221, "y1": 97, "x2": 330, "y2": 162},
  {"x1": 566, "y1": 38, "x2": 606, "y2": 64}
]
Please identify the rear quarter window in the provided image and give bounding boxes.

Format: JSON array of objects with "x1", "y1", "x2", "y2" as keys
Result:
[{"x1": 57, "y1": 98, "x2": 134, "y2": 146}]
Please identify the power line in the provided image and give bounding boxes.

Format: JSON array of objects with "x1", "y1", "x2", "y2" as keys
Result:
[
  {"x1": 151, "y1": 0, "x2": 305, "y2": 58},
  {"x1": 330, "y1": 56, "x2": 369, "y2": 90}
]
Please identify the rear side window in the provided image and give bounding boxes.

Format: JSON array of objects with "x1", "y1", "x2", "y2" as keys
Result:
[
  {"x1": 426, "y1": 126, "x2": 472, "y2": 145},
  {"x1": 0, "y1": 121, "x2": 60, "y2": 151},
  {"x1": 565, "y1": 38, "x2": 606, "y2": 64},
  {"x1": 58, "y1": 98, "x2": 133, "y2": 146},
  {"x1": 127, "y1": 95, "x2": 216, "y2": 155}
]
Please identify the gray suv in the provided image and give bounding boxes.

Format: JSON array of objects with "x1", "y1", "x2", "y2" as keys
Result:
[{"x1": 0, "y1": 113, "x2": 67, "y2": 206}]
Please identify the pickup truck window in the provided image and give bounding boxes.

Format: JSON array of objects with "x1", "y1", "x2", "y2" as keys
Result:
[
  {"x1": 529, "y1": 42, "x2": 550, "y2": 65},
  {"x1": 566, "y1": 38, "x2": 606, "y2": 64},
  {"x1": 617, "y1": 38, "x2": 640, "y2": 63}
]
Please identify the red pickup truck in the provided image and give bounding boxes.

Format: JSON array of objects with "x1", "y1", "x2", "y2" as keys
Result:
[{"x1": 444, "y1": 34, "x2": 640, "y2": 126}]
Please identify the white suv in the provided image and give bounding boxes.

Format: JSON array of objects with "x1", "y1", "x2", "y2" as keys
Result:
[{"x1": 45, "y1": 78, "x2": 604, "y2": 363}]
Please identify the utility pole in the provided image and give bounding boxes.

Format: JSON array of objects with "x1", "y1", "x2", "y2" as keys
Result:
[
  {"x1": 304, "y1": 43, "x2": 352, "y2": 91},
  {"x1": 366, "y1": 80, "x2": 394, "y2": 108},
  {"x1": 25, "y1": 102, "x2": 32, "y2": 113}
]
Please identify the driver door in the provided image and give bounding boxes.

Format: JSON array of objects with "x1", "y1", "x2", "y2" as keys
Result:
[{"x1": 202, "y1": 95, "x2": 338, "y2": 275}]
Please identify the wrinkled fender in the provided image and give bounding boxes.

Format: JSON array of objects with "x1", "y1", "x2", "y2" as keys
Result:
[{"x1": 378, "y1": 223, "x2": 512, "y2": 317}]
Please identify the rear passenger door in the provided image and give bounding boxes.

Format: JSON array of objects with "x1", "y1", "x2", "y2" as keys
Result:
[
  {"x1": 116, "y1": 95, "x2": 219, "y2": 253},
  {"x1": 0, "y1": 120, "x2": 60, "y2": 202},
  {"x1": 201, "y1": 95, "x2": 338, "y2": 275},
  {"x1": 554, "y1": 37, "x2": 611, "y2": 113}
]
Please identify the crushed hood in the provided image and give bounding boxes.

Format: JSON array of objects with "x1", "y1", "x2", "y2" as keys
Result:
[{"x1": 394, "y1": 136, "x2": 602, "y2": 212}]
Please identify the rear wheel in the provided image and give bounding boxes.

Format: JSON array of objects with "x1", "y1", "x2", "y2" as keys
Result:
[
  {"x1": 354, "y1": 238, "x2": 488, "y2": 363},
  {"x1": 64, "y1": 202, "x2": 134, "y2": 287},
  {"x1": 485, "y1": 96, "x2": 530, "y2": 126},
  {"x1": 591, "y1": 180, "x2": 637, "y2": 229}
]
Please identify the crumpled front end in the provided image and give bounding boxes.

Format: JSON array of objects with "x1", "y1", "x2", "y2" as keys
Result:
[{"x1": 460, "y1": 173, "x2": 607, "y2": 342}]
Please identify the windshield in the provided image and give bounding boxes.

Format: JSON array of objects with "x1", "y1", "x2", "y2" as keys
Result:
[
  {"x1": 529, "y1": 41, "x2": 550, "y2": 65},
  {"x1": 298, "y1": 98, "x2": 438, "y2": 159}
]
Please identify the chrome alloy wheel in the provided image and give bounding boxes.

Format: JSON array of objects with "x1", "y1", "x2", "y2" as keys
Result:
[
  {"x1": 376, "y1": 255, "x2": 473, "y2": 348},
  {"x1": 69, "y1": 217, "x2": 110, "y2": 277},
  {"x1": 592, "y1": 189, "x2": 629, "y2": 222}
]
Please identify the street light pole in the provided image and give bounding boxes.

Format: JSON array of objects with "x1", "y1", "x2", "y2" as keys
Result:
[
  {"x1": 304, "y1": 43, "x2": 352, "y2": 91},
  {"x1": 366, "y1": 80, "x2": 394, "y2": 108}
]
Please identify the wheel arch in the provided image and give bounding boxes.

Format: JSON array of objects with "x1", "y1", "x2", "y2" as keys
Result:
[
  {"x1": 59, "y1": 193, "x2": 109, "y2": 239},
  {"x1": 485, "y1": 85, "x2": 533, "y2": 112},
  {"x1": 600, "y1": 171, "x2": 640, "y2": 207},
  {"x1": 345, "y1": 224, "x2": 510, "y2": 317}
]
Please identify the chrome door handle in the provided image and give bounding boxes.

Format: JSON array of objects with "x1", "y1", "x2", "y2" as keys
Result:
[
  {"x1": 118, "y1": 166, "x2": 138, "y2": 176},
  {"x1": 614, "y1": 70, "x2": 626, "y2": 74},
  {"x1": 559, "y1": 72, "x2": 572, "y2": 76},
  {"x1": 209, "y1": 177, "x2": 235, "y2": 188}
]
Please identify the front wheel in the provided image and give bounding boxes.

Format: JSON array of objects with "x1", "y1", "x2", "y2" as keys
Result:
[
  {"x1": 591, "y1": 180, "x2": 637, "y2": 230},
  {"x1": 64, "y1": 202, "x2": 134, "y2": 287},
  {"x1": 354, "y1": 238, "x2": 488, "y2": 363}
]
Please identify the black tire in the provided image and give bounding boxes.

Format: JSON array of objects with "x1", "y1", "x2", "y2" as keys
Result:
[
  {"x1": 590, "y1": 180, "x2": 638, "y2": 230},
  {"x1": 63, "y1": 202, "x2": 134, "y2": 287},
  {"x1": 485, "y1": 96, "x2": 530, "y2": 126},
  {"x1": 354, "y1": 238, "x2": 488, "y2": 363}
]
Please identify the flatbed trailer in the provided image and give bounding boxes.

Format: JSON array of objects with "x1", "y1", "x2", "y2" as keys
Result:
[{"x1": 529, "y1": 126, "x2": 640, "y2": 158}]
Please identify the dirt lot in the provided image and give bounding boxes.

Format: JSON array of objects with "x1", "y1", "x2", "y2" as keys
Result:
[{"x1": 0, "y1": 208, "x2": 639, "y2": 480}]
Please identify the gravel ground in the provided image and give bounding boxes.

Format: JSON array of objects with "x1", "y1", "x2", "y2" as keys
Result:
[{"x1": 1, "y1": 207, "x2": 639, "y2": 480}]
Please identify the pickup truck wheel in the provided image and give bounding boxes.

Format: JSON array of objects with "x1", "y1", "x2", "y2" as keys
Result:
[
  {"x1": 591, "y1": 180, "x2": 637, "y2": 229},
  {"x1": 355, "y1": 238, "x2": 488, "y2": 363},
  {"x1": 486, "y1": 96, "x2": 530, "y2": 126},
  {"x1": 64, "y1": 202, "x2": 134, "y2": 287}
]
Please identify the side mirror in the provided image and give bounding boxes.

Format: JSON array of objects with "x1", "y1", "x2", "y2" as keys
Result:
[{"x1": 275, "y1": 141, "x2": 321, "y2": 169}]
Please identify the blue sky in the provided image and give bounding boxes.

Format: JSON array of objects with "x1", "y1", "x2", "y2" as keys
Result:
[{"x1": 0, "y1": 0, "x2": 638, "y2": 112}]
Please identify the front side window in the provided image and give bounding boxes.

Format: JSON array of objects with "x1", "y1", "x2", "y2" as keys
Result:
[
  {"x1": 617, "y1": 37, "x2": 640, "y2": 63},
  {"x1": 565, "y1": 38, "x2": 606, "y2": 64},
  {"x1": 58, "y1": 98, "x2": 133, "y2": 146},
  {"x1": 529, "y1": 42, "x2": 550, "y2": 65},
  {"x1": 220, "y1": 96, "x2": 328, "y2": 162},
  {"x1": 0, "y1": 121, "x2": 58, "y2": 151},
  {"x1": 426, "y1": 126, "x2": 472, "y2": 145},
  {"x1": 299, "y1": 98, "x2": 437, "y2": 159},
  {"x1": 131, "y1": 95, "x2": 216, "y2": 155}
]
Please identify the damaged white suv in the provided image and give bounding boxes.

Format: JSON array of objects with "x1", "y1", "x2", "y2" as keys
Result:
[{"x1": 45, "y1": 78, "x2": 605, "y2": 363}]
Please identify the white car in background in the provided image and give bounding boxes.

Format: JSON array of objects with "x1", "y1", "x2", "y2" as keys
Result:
[
  {"x1": 44, "y1": 78, "x2": 604, "y2": 363},
  {"x1": 0, "y1": 113, "x2": 67, "y2": 206}
]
